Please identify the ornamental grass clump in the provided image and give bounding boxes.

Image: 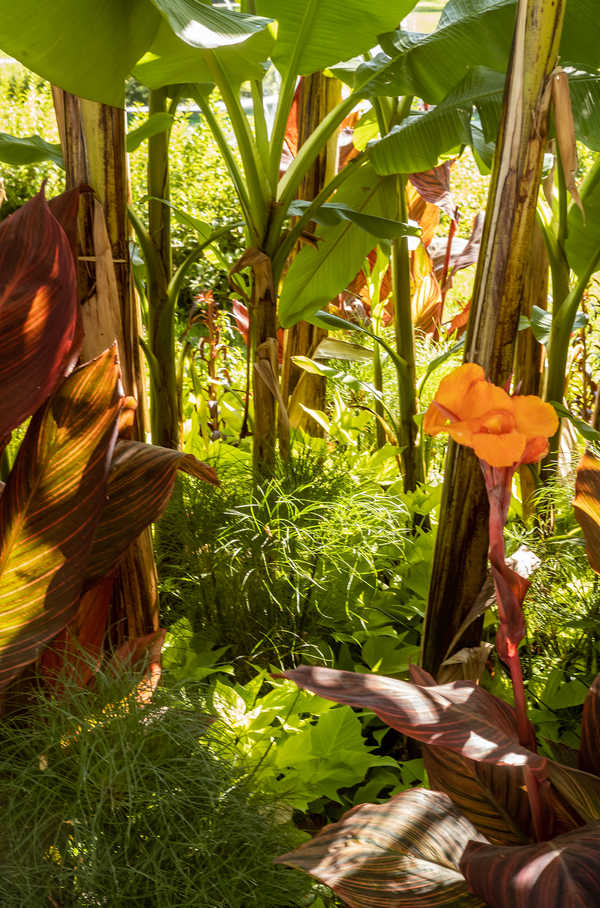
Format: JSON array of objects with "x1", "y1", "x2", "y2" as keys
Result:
[
  {"x1": 0, "y1": 667, "x2": 311, "y2": 907},
  {"x1": 278, "y1": 366, "x2": 600, "y2": 907}
]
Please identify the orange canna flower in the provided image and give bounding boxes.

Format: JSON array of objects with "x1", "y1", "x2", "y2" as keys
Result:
[{"x1": 423, "y1": 363, "x2": 558, "y2": 467}]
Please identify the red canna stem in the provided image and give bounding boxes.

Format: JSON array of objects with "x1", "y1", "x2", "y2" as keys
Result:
[{"x1": 480, "y1": 460, "x2": 546, "y2": 839}]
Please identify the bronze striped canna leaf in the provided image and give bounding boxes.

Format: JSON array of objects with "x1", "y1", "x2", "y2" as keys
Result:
[
  {"x1": 0, "y1": 346, "x2": 122, "y2": 689},
  {"x1": 83, "y1": 439, "x2": 218, "y2": 586},
  {"x1": 574, "y1": 451, "x2": 600, "y2": 575},
  {"x1": 461, "y1": 821, "x2": 600, "y2": 907},
  {"x1": 579, "y1": 672, "x2": 600, "y2": 776},
  {"x1": 0, "y1": 190, "x2": 80, "y2": 444},
  {"x1": 423, "y1": 744, "x2": 534, "y2": 845},
  {"x1": 282, "y1": 666, "x2": 545, "y2": 772},
  {"x1": 278, "y1": 788, "x2": 487, "y2": 907}
]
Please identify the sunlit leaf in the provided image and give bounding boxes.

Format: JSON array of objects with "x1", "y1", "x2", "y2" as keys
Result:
[
  {"x1": 278, "y1": 788, "x2": 487, "y2": 907},
  {"x1": 461, "y1": 820, "x2": 600, "y2": 907},
  {"x1": 573, "y1": 451, "x2": 600, "y2": 575},
  {"x1": 282, "y1": 666, "x2": 545, "y2": 771},
  {"x1": 256, "y1": 0, "x2": 416, "y2": 77},
  {"x1": 0, "y1": 191, "x2": 80, "y2": 442},
  {"x1": 0, "y1": 348, "x2": 122, "y2": 689}
]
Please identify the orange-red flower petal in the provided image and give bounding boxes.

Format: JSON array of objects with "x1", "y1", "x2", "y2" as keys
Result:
[
  {"x1": 423, "y1": 363, "x2": 485, "y2": 435},
  {"x1": 471, "y1": 431, "x2": 527, "y2": 467},
  {"x1": 512, "y1": 396, "x2": 558, "y2": 437}
]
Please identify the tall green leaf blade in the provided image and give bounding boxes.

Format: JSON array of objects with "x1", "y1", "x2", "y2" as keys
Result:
[
  {"x1": 461, "y1": 821, "x2": 600, "y2": 908},
  {"x1": 0, "y1": 0, "x2": 160, "y2": 106},
  {"x1": 278, "y1": 788, "x2": 486, "y2": 907},
  {"x1": 278, "y1": 164, "x2": 397, "y2": 328},
  {"x1": 0, "y1": 348, "x2": 122, "y2": 689},
  {"x1": 0, "y1": 191, "x2": 80, "y2": 442},
  {"x1": 282, "y1": 666, "x2": 545, "y2": 771},
  {"x1": 565, "y1": 159, "x2": 600, "y2": 278},
  {"x1": 84, "y1": 440, "x2": 218, "y2": 586},
  {"x1": 126, "y1": 113, "x2": 174, "y2": 153},
  {"x1": 256, "y1": 0, "x2": 417, "y2": 76},
  {"x1": 0, "y1": 134, "x2": 63, "y2": 168}
]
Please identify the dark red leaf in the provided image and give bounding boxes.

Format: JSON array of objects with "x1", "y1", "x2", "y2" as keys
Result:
[
  {"x1": 281, "y1": 666, "x2": 545, "y2": 772},
  {"x1": 0, "y1": 189, "x2": 80, "y2": 439},
  {"x1": 409, "y1": 162, "x2": 458, "y2": 222},
  {"x1": 579, "y1": 673, "x2": 600, "y2": 775},
  {"x1": 423, "y1": 744, "x2": 534, "y2": 845},
  {"x1": 40, "y1": 575, "x2": 114, "y2": 688},
  {"x1": 461, "y1": 821, "x2": 600, "y2": 907}
]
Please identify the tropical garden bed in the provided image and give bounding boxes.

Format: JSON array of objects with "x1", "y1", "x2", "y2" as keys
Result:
[{"x1": 1, "y1": 0, "x2": 600, "y2": 905}]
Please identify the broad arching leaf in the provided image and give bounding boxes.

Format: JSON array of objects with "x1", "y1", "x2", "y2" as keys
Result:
[
  {"x1": 133, "y1": 15, "x2": 274, "y2": 88},
  {"x1": 0, "y1": 347, "x2": 122, "y2": 690},
  {"x1": 0, "y1": 133, "x2": 63, "y2": 168},
  {"x1": 256, "y1": 0, "x2": 417, "y2": 77},
  {"x1": 0, "y1": 191, "x2": 80, "y2": 442},
  {"x1": 461, "y1": 821, "x2": 600, "y2": 908},
  {"x1": 368, "y1": 67, "x2": 505, "y2": 176},
  {"x1": 278, "y1": 788, "x2": 487, "y2": 907},
  {"x1": 423, "y1": 744, "x2": 534, "y2": 845},
  {"x1": 84, "y1": 440, "x2": 218, "y2": 586},
  {"x1": 278, "y1": 164, "x2": 399, "y2": 328},
  {"x1": 0, "y1": 0, "x2": 159, "y2": 106},
  {"x1": 367, "y1": 0, "x2": 598, "y2": 105},
  {"x1": 282, "y1": 666, "x2": 546, "y2": 771}
]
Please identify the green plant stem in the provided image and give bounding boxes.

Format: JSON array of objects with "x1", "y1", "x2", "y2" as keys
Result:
[
  {"x1": 372, "y1": 342, "x2": 387, "y2": 449},
  {"x1": 205, "y1": 54, "x2": 270, "y2": 229},
  {"x1": 190, "y1": 88, "x2": 258, "y2": 243},
  {"x1": 391, "y1": 175, "x2": 423, "y2": 492},
  {"x1": 147, "y1": 86, "x2": 179, "y2": 449}
]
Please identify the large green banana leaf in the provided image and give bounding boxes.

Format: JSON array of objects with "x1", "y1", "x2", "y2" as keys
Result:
[
  {"x1": 565, "y1": 159, "x2": 600, "y2": 277},
  {"x1": 0, "y1": 0, "x2": 272, "y2": 105},
  {"x1": 278, "y1": 163, "x2": 400, "y2": 327},
  {"x1": 347, "y1": 0, "x2": 600, "y2": 105},
  {"x1": 256, "y1": 0, "x2": 416, "y2": 77},
  {"x1": 367, "y1": 66, "x2": 600, "y2": 177}
]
